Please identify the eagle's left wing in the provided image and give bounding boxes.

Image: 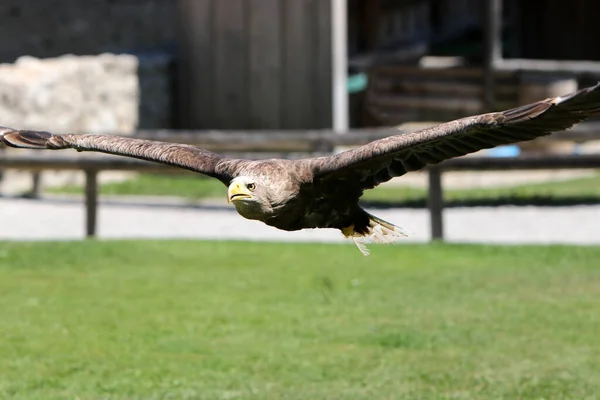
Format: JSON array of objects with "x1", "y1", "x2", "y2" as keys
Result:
[{"x1": 311, "y1": 83, "x2": 600, "y2": 189}]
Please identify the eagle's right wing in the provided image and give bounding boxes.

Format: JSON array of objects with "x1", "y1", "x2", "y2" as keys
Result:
[{"x1": 0, "y1": 128, "x2": 238, "y2": 185}]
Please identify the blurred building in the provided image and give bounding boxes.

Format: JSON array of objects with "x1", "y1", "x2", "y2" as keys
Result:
[
  {"x1": 0, "y1": 0, "x2": 176, "y2": 62},
  {"x1": 0, "y1": 0, "x2": 599, "y2": 131}
]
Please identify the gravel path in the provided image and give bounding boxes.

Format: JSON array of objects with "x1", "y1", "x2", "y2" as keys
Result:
[{"x1": 0, "y1": 196, "x2": 598, "y2": 246}]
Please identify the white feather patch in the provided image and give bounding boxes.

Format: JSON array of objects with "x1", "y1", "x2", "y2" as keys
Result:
[{"x1": 344, "y1": 213, "x2": 410, "y2": 256}]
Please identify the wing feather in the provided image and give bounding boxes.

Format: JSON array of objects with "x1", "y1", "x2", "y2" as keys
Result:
[
  {"x1": 313, "y1": 83, "x2": 600, "y2": 187},
  {"x1": 0, "y1": 128, "x2": 238, "y2": 184}
]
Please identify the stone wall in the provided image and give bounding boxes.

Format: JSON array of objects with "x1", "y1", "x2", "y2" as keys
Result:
[
  {"x1": 0, "y1": 1, "x2": 178, "y2": 192},
  {"x1": 0, "y1": 0, "x2": 178, "y2": 130},
  {"x1": 0, "y1": 54, "x2": 139, "y2": 133},
  {"x1": 0, "y1": 53, "x2": 175, "y2": 193},
  {"x1": 0, "y1": 52, "x2": 175, "y2": 133}
]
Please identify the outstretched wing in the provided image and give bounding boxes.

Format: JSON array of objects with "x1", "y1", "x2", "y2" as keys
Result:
[
  {"x1": 0, "y1": 128, "x2": 238, "y2": 184},
  {"x1": 312, "y1": 83, "x2": 600, "y2": 189}
]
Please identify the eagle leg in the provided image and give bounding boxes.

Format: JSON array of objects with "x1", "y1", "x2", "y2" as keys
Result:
[{"x1": 341, "y1": 213, "x2": 410, "y2": 256}]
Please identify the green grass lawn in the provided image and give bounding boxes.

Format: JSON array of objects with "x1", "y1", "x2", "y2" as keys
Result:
[
  {"x1": 50, "y1": 172, "x2": 600, "y2": 206},
  {"x1": 1, "y1": 241, "x2": 599, "y2": 399}
]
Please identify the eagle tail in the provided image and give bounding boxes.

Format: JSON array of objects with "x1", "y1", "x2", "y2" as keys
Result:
[{"x1": 342, "y1": 213, "x2": 410, "y2": 256}]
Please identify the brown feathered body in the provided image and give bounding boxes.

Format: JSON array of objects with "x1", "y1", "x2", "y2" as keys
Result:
[
  {"x1": 214, "y1": 158, "x2": 375, "y2": 234},
  {"x1": 3, "y1": 83, "x2": 600, "y2": 255}
]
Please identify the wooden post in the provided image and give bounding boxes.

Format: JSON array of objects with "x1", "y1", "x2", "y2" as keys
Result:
[
  {"x1": 427, "y1": 166, "x2": 444, "y2": 241},
  {"x1": 30, "y1": 172, "x2": 41, "y2": 198},
  {"x1": 483, "y1": 0, "x2": 502, "y2": 111},
  {"x1": 84, "y1": 170, "x2": 98, "y2": 238}
]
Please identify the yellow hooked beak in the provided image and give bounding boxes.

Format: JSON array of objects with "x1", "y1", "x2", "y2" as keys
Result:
[{"x1": 227, "y1": 182, "x2": 253, "y2": 204}]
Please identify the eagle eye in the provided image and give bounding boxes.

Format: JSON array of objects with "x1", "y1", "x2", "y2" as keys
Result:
[{"x1": 247, "y1": 183, "x2": 256, "y2": 191}]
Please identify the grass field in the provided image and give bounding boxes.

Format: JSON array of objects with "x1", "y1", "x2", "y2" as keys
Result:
[
  {"x1": 50, "y1": 172, "x2": 600, "y2": 206},
  {"x1": 1, "y1": 241, "x2": 599, "y2": 399}
]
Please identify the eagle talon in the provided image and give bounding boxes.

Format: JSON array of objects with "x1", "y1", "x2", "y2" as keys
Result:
[{"x1": 341, "y1": 225, "x2": 356, "y2": 237}]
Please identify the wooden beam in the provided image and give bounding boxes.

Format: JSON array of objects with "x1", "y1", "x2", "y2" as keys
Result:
[
  {"x1": 494, "y1": 58, "x2": 600, "y2": 74},
  {"x1": 368, "y1": 93, "x2": 484, "y2": 113},
  {"x1": 130, "y1": 122, "x2": 600, "y2": 146},
  {"x1": 370, "y1": 79, "x2": 518, "y2": 96},
  {"x1": 1, "y1": 122, "x2": 599, "y2": 169},
  {"x1": 3, "y1": 152, "x2": 599, "y2": 173},
  {"x1": 0, "y1": 154, "x2": 326, "y2": 171},
  {"x1": 440, "y1": 154, "x2": 600, "y2": 171}
]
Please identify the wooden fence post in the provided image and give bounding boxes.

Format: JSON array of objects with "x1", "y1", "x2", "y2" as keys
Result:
[
  {"x1": 427, "y1": 166, "x2": 444, "y2": 241},
  {"x1": 30, "y1": 172, "x2": 41, "y2": 198},
  {"x1": 84, "y1": 170, "x2": 98, "y2": 238}
]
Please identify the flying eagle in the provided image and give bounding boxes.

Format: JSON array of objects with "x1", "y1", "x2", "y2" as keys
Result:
[{"x1": 2, "y1": 84, "x2": 600, "y2": 254}]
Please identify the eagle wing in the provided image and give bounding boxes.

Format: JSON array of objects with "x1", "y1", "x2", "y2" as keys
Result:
[
  {"x1": 0, "y1": 128, "x2": 237, "y2": 185},
  {"x1": 312, "y1": 83, "x2": 600, "y2": 189}
]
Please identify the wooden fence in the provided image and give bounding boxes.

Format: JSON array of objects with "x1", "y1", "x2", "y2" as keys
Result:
[{"x1": 2, "y1": 123, "x2": 600, "y2": 241}]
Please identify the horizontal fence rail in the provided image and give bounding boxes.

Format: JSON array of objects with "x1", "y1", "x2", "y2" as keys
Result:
[{"x1": 130, "y1": 120, "x2": 600, "y2": 148}]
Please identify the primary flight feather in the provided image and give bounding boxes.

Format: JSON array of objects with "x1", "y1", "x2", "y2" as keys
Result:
[{"x1": 3, "y1": 84, "x2": 600, "y2": 255}]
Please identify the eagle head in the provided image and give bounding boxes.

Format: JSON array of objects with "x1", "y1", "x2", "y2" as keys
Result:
[{"x1": 227, "y1": 176, "x2": 272, "y2": 220}]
